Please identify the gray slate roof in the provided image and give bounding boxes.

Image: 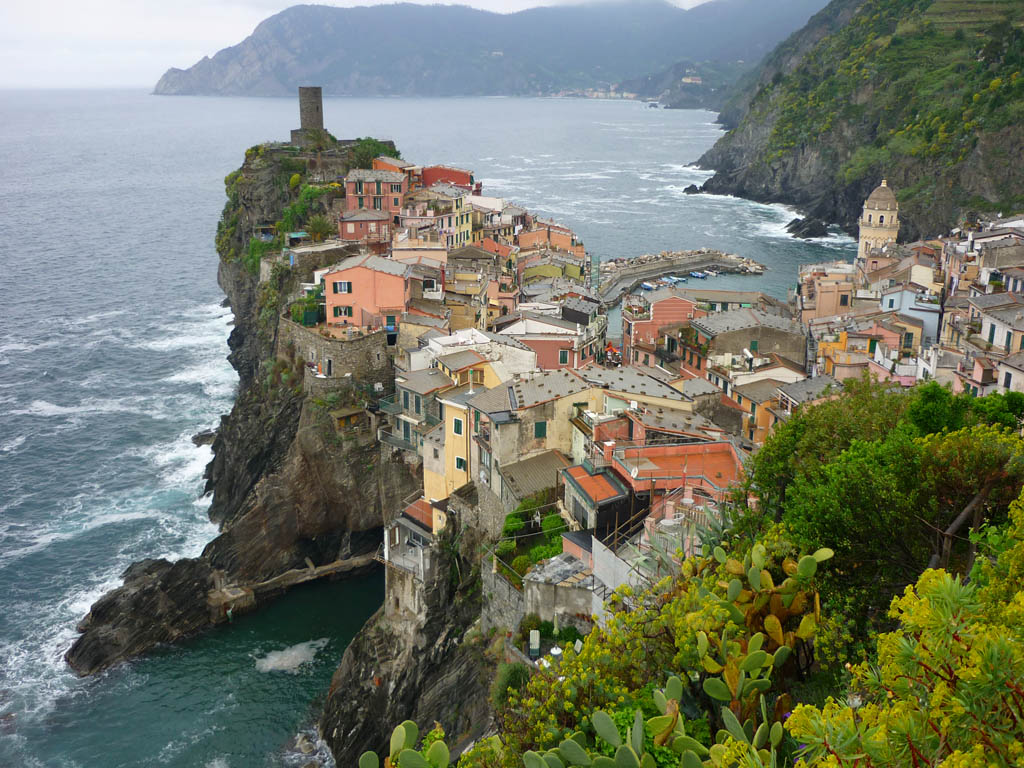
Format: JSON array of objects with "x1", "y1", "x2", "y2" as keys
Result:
[
  {"x1": 680, "y1": 378, "x2": 721, "y2": 398},
  {"x1": 437, "y1": 349, "x2": 485, "y2": 371},
  {"x1": 691, "y1": 308, "x2": 804, "y2": 337},
  {"x1": 499, "y1": 450, "x2": 571, "y2": 502},
  {"x1": 341, "y1": 209, "x2": 391, "y2": 221},
  {"x1": 777, "y1": 375, "x2": 839, "y2": 404},
  {"x1": 346, "y1": 169, "x2": 406, "y2": 183},
  {"x1": 396, "y1": 368, "x2": 453, "y2": 395},
  {"x1": 733, "y1": 378, "x2": 787, "y2": 404},
  {"x1": 511, "y1": 370, "x2": 590, "y2": 409},
  {"x1": 330, "y1": 253, "x2": 408, "y2": 277},
  {"x1": 578, "y1": 366, "x2": 687, "y2": 401}
]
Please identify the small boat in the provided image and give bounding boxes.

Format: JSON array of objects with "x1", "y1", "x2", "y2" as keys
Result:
[
  {"x1": 640, "y1": 281, "x2": 656, "y2": 291},
  {"x1": 704, "y1": 268, "x2": 719, "y2": 277},
  {"x1": 690, "y1": 271, "x2": 707, "y2": 279}
]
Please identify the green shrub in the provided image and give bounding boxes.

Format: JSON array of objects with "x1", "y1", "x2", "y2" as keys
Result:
[
  {"x1": 558, "y1": 625, "x2": 583, "y2": 645},
  {"x1": 502, "y1": 514, "x2": 525, "y2": 536},
  {"x1": 490, "y1": 662, "x2": 531, "y2": 710},
  {"x1": 540, "y1": 513, "x2": 563, "y2": 536},
  {"x1": 288, "y1": 172, "x2": 301, "y2": 189},
  {"x1": 495, "y1": 539, "x2": 515, "y2": 558},
  {"x1": 511, "y1": 555, "x2": 530, "y2": 576},
  {"x1": 538, "y1": 620, "x2": 555, "y2": 639},
  {"x1": 527, "y1": 541, "x2": 560, "y2": 563}
]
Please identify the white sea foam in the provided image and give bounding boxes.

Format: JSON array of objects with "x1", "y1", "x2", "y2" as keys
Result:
[
  {"x1": 165, "y1": 360, "x2": 238, "y2": 400},
  {"x1": 254, "y1": 639, "x2": 329, "y2": 674},
  {"x1": 1, "y1": 434, "x2": 26, "y2": 453}
]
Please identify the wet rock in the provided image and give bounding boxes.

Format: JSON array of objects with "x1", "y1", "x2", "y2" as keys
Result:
[
  {"x1": 785, "y1": 217, "x2": 829, "y2": 239},
  {"x1": 682, "y1": 184, "x2": 701, "y2": 194},
  {"x1": 191, "y1": 429, "x2": 217, "y2": 446},
  {"x1": 65, "y1": 558, "x2": 214, "y2": 676}
]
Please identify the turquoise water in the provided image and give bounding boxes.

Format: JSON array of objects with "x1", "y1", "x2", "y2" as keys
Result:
[{"x1": 0, "y1": 90, "x2": 854, "y2": 767}]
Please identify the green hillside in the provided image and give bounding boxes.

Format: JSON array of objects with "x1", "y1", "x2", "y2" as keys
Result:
[{"x1": 700, "y1": 0, "x2": 1024, "y2": 237}]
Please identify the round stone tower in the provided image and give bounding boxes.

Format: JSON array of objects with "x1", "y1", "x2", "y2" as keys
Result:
[
  {"x1": 298, "y1": 86, "x2": 323, "y2": 132},
  {"x1": 858, "y1": 179, "x2": 900, "y2": 257}
]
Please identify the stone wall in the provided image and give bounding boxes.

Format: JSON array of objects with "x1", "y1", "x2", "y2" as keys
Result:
[
  {"x1": 276, "y1": 317, "x2": 392, "y2": 395},
  {"x1": 298, "y1": 86, "x2": 324, "y2": 131},
  {"x1": 482, "y1": 558, "x2": 524, "y2": 633},
  {"x1": 451, "y1": 482, "x2": 506, "y2": 540}
]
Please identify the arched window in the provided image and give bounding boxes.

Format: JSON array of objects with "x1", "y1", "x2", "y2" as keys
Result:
[
  {"x1": 868, "y1": 214, "x2": 872, "y2": 223},
  {"x1": 879, "y1": 215, "x2": 885, "y2": 225}
]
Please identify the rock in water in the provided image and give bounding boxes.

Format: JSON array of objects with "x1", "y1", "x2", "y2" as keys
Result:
[
  {"x1": 65, "y1": 558, "x2": 214, "y2": 676},
  {"x1": 191, "y1": 429, "x2": 217, "y2": 446},
  {"x1": 682, "y1": 184, "x2": 701, "y2": 195},
  {"x1": 785, "y1": 217, "x2": 829, "y2": 239}
]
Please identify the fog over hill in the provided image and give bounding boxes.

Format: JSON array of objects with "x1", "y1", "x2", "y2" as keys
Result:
[{"x1": 154, "y1": 0, "x2": 829, "y2": 97}]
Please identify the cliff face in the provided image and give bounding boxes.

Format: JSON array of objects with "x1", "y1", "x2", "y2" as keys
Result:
[
  {"x1": 66, "y1": 142, "x2": 419, "y2": 675},
  {"x1": 699, "y1": 0, "x2": 1024, "y2": 239},
  {"x1": 320, "y1": 529, "x2": 492, "y2": 764}
]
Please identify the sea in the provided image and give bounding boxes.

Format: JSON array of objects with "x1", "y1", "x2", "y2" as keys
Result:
[{"x1": 0, "y1": 90, "x2": 855, "y2": 767}]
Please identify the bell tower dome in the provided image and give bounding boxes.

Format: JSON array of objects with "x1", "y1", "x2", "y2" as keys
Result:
[{"x1": 858, "y1": 179, "x2": 900, "y2": 259}]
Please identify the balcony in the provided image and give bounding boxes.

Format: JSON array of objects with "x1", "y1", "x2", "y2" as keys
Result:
[
  {"x1": 378, "y1": 425, "x2": 417, "y2": 453},
  {"x1": 623, "y1": 296, "x2": 651, "y2": 321},
  {"x1": 378, "y1": 394, "x2": 402, "y2": 416}
]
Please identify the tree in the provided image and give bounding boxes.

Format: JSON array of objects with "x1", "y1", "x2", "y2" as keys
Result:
[
  {"x1": 306, "y1": 213, "x2": 334, "y2": 242},
  {"x1": 351, "y1": 137, "x2": 400, "y2": 169}
]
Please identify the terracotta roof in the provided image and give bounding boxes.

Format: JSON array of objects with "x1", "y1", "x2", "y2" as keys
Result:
[{"x1": 564, "y1": 465, "x2": 627, "y2": 504}]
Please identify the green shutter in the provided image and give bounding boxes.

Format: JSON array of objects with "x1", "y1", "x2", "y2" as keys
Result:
[{"x1": 534, "y1": 421, "x2": 547, "y2": 439}]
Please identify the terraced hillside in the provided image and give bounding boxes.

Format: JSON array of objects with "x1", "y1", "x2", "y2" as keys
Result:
[{"x1": 699, "y1": 0, "x2": 1024, "y2": 238}]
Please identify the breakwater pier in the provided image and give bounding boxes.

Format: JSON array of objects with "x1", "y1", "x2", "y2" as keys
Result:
[{"x1": 597, "y1": 249, "x2": 765, "y2": 304}]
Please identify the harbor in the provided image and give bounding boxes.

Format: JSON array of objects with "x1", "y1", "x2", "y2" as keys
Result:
[{"x1": 597, "y1": 248, "x2": 765, "y2": 304}]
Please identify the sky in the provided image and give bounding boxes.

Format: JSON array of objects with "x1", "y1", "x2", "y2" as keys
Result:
[{"x1": 0, "y1": 0, "x2": 708, "y2": 89}]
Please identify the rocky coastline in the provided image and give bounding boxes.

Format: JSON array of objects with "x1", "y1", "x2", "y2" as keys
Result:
[{"x1": 65, "y1": 147, "x2": 418, "y2": 677}]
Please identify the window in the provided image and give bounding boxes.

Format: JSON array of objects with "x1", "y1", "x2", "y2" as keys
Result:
[
  {"x1": 643, "y1": 354, "x2": 650, "y2": 366},
  {"x1": 455, "y1": 457, "x2": 467, "y2": 471},
  {"x1": 332, "y1": 281, "x2": 352, "y2": 294},
  {"x1": 888, "y1": 298, "x2": 895, "y2": 309},
  {"x1": 840, "y1": 294, "x2": 849, "y2": 307},
  {"x1": 403, "y1": 391, "x2": 409, "y2": 409},
  {"x1": 453, "y1": 417, "x2": 463, "y2": 435},
  {"x1": 391, "y1": 183, "x2": 402, "y2": 193},
  {"x1": 559, "y1": 349, "x2": 569, "y2": 365},
  {"x1": 346, "y1": 223, "x2": 354, "y2": 234},
  {"x1": 750, "y1": 340, "x2": 758, "y2": 352},
  {"x1": 433, "y1": 448, "x2": 439, "y2": 459},
  {"x1": 386, "y1": 315, "x2": 396, "y2": 328},
  {"x1": 423, "y1": 278, "x2": 436, "y2": 291},
  {"x1": 879, "y1": 215, "x2": 885, "y2": 225},
  {"x1": 1007, "y1": 331, "x2": 1012, "y2": 351},
  {"x1": 332, "y1": 306, "x2": 353, "y2": 318},
  {"x1": 474, "y1": 410, "x2": 480, "y2": 432},
  {"x1": 736, "y1": 394, "x2": 743, "y2": 405},
  {"x1": 394, "y1": 198, "x2": 399, "y2": 207},
  {"x1": 1005, "y1": 371, "x2": 1013, "y2": 389},
  {"x1": 356, "y1": 181, "x2": 364, "y2": 194},
  {"x1": 375, "y1": 181, "x2": 382, "y2": 195},
  {"x1": 373, "y1": 197, "x2": 382, "y2": 211},
  {"x1": 534, "y1": 421, "x2": 547, "y2": 439},
  {"x1": 326, "y1": 359, "x2": 332, "y2": 376},
  {"x1": 357, "y1": 196, "x2": 364, "y2": 208}
]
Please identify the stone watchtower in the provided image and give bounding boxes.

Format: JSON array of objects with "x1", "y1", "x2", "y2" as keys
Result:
[
  {"x1": 858, "y1": 179, "x2": 900, "y2": 259},
  {"x1": 298, "y1": 86, "x2": 323, "y2": 131},
  {"x1": 290, "y1": 86, "x2": 325, "y2": 146}
]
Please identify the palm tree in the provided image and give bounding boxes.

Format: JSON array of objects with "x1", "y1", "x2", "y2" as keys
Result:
[{"x1": 306, "y1": 213, "x2": 334, "y2": 243}]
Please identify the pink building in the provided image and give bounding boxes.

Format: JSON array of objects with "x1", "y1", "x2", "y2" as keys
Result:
[
  {"x1": 492, "y1": 311, "x2": 605, "y2": 369},
  {"x1": 621, "y1": 288, "x2": 705, "y2": 366},
  {"x1": 322, "y1": 254, "x2": 409, "y2": 330},
  {"x1": 338, "y1": 210, "x2": 391, "y2": 255},
  {"x1": 344, "y1": 169, "x2": 408, "y2": 215}
]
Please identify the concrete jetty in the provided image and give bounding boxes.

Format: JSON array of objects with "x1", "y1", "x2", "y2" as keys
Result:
[{"x1": 597, "y1": 249, "x2": 765, "y2": 304}]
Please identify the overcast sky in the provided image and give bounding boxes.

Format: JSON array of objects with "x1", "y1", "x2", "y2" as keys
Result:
[{"x1": 0, "y1": 0, "x2": 709, "y2": 88}]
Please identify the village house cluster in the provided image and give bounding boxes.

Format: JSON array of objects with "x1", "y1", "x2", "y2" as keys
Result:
[{"x1": 269, "y1": 93, "x2": 1024, "y2": 652}]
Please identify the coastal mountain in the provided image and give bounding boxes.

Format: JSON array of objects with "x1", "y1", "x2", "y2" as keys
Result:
[
  {"x1": 154, "y1": 0, "x2": 829, "y2": 97},
  {"x1": 698, "y1": 0, "x2": 1024, "y2": 239}
]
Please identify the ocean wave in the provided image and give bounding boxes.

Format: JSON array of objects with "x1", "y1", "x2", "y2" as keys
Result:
[
  {"x1": 254, "y1": 639, "x2": 330, "y2": 674},
  {"x1": 165, "y1": 360, "x2": 237, "y2": 401},
  {"x1": 1, "y1": 435, "x2": 26, "y2": 453}
]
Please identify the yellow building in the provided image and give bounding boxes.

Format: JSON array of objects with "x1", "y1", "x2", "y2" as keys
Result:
[{"x1": 858, "y1": 180, "x2": 900, "y2": 259}]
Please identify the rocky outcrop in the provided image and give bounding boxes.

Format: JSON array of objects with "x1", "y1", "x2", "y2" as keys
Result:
[
  {"x1": 320, "y1": 529, "x2": 492, "y2": 763},
  {"x1": 65, "y1": 141, "x2": 420, "y2": 675},
  {"x1": 786, "y1": 217, "x2": 829, "y2": 239},
  {"x1": 65, "y1": 558, "x2": 214, "y2": 676}
]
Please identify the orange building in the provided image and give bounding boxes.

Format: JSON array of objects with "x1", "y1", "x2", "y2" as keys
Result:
[{"x1": 322, "y1": 254, "x2": 409, "y2": 330}]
